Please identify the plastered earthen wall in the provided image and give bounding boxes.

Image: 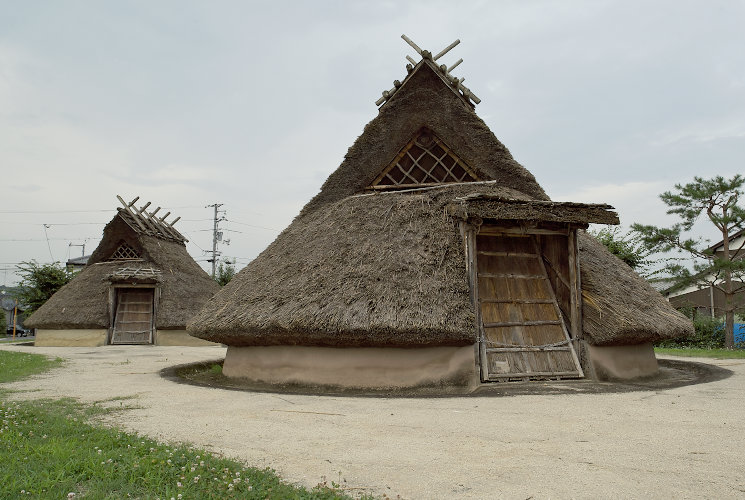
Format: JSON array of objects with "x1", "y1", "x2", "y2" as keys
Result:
[
  {"x1": 34, "y1": 329, "x2": 108, "y2": 347},
  {"x1": 585, "y1": 342, "x2": 659, "y2": 380},
  {"x1": 223, "y1": 345, "x2": 479, "y2": 389}
]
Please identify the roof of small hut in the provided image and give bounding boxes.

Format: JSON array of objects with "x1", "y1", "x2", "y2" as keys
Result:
[
  {"x1": 26, "y1": 209, "x2": 219, "y2": 330},
  {"x1": 189, "y1": 50, "x2": 690, "y2": 347}
]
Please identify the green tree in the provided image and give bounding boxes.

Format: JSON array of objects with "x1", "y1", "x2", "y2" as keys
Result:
[
  {"x1": 0, "y1": 308, "x2": 6, "y2": 330},
  {"x1": 590, "y1": 226, "x2": 653, "y2": 274},
  {"x1": 16, "y1": 261, "x2": 75, "y2": 314},
  {"x1": 215, "y1": 259, "x2": 237, "y2": 286},
  {"x1": 632, "y1": 175, "x2": 745, "y2": 348}
]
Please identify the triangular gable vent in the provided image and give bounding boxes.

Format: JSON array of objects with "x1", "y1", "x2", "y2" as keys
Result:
[
  {"x1": 368, "y1": 128, "x2": 480, "y2": 190},
  {"x1": 108, "y1": 241, "x2": 141, "y2": 261}
]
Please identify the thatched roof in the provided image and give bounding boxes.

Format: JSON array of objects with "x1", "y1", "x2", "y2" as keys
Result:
[
  {"x1": 188, "y1": 53, "x2": 691, "y2": 348},
  {"x1": 26, "y1": 208, "x2": 219, "y2": 330},
  {"x1": 579, "y1": 231, "x2": 693, "y2": 345},
  {"x1": 301, "y1": 59, "x2": 549, "y2": 215},
  {"x1": 188, "y1": 184, "x2": 637, "y2": 347}
]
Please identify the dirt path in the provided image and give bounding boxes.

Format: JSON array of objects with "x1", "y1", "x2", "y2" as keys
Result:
[{"x1": 2, "y1": 344, "x2": 744, "y2": 499}]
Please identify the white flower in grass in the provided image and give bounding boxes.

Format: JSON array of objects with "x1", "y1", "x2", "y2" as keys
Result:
[
  {"x1": 177, "y1": 481, "x2": 182, "y2": 488},
  {"x1": 177, "y1": 495, "x2": 182, "y2": 500}
]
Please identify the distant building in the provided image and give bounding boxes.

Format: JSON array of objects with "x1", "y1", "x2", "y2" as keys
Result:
[
  {"x1": 0, "y1": 285, "x2": 27, "y2": 333},
  {"x1": 662, "y1": 228, "x2": 745, "y2": 317},
  {"x1": 66, "y1": 254, "x2": 91, "y2": 272}
]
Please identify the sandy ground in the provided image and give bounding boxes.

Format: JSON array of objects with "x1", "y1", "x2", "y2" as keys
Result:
[{"x1": 1, "y1": 344, "x2": 744, "y2": 500}]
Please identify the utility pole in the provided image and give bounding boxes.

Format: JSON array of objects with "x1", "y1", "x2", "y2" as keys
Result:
[{"x1": 206, "y1": 203, "x2": 225, "y2": 278}]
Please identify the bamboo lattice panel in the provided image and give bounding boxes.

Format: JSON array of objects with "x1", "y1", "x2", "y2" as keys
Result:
[
  {"x1": 111, "y1": 289, "x2": 154, "y2": 344},
  {"x1": 476, "y1": 233, "x2": 582, "y2": 381},
  {"x1": 369, "y1": 129, "x2": 479, "y2": 188},
  {"x1": 109, "y1": 241, "x2": 141, "y2": 260}
]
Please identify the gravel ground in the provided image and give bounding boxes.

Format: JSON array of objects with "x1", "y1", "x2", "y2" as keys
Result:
[{"x1": 1, "y1": 344, "x2": 744, "y2": 499}]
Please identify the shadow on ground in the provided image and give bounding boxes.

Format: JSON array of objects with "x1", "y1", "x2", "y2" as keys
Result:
[{"x1": 162, "y1": 358, "x2": 732, "y2": 398}]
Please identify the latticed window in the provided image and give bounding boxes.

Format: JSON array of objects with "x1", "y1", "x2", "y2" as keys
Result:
[
  {"x1": 109, "y1": 241, "x2": 140, "y2": 260},
  {"x1": 368, "y1": 128, "x2": 479, "y2": 189}
]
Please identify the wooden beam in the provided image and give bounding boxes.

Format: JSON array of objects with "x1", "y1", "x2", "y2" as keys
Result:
[
  {"x1": 478, "y1": 226, "x2": 571, "y2": 236},
  {"x1": 434, "y1": 39, "x2": 460, "y2": 61},
  {"x1": 486, "y1": 346, "x2": 572, "y2": 353},
  {"x1": 479, "y1": 298, "x2": 554, "y2": 304},
  {"x1": 477, "y1": 273, "x2": 545, "y2": 279},
  {"x1": 477, "y1": 251, "x2": 539, "y2": 258},
  {"x1": 483, "y1": 320, "x2": 562, "y2": 328},
  {"x1": 568, "y1": 228, "x2": 584, "y2": 362}
]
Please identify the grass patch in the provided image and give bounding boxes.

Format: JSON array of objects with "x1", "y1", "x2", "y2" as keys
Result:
[
  {"x1": 0, "y1": 350, "x2": 64, "y2": 384},
  {"x1": 0, "y1": 351, "x2": 370, "y2": 499},
  {"x1": 0, "y1": 398, "x2": 359, "y2": 499},
  {"x1": 655, "y1": 347, "x2": 745, "y2": 359}
]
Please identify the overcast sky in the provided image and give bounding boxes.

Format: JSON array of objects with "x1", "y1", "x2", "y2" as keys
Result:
[{"x1": 2, "y1": 0, "x2": 744, "y2": 286}]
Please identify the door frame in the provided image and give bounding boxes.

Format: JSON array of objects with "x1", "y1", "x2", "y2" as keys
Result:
[
  {"x1": 107, "y1": 283, "x2": 160, "y2": 345},
  {"x1": 463, "y1": 221, "x2": 584, "y2": 381}
]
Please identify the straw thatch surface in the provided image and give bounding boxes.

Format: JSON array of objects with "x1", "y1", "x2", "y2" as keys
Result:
[
  {"x1": 579, "y1": 231, "x2": 693, "y2": 345},
  {"x1": 188, "y1": 184, "x2": 624, "y2": 347},
  {"x1": 189, "y1": 185, "x2": 488, "y2": 347},
  {"x1": 302, "y1": 60, "x2": 548, "y2": 215},
  {"x1": 26, "y1": 214, "x2": 219, "y2": 330},
  {"x1": 446, "y1": 194, "x2": 620, "y2": 225}
]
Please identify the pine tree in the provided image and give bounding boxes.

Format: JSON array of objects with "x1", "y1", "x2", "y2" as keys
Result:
[{"x1": 633, "y1": 175, "x2": 745, "y2": 348}]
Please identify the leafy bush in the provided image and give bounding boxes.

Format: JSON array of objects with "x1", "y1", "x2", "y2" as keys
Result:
[{"x1": 656, "y1": 315, "x2": 725, "y2": 349}]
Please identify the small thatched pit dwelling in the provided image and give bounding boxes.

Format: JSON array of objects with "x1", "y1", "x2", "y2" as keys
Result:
[
  {"x1": 26, "y1": 197, "x2": 220, "y2": 347},
  {"x1": 188, "y1": 38, "x2": 692, "y2": 391}
]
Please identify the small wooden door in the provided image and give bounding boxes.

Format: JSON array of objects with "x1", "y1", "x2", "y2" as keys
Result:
[
  {"x1": 476, "y1": 232, "x2": 583, "y2": 381},
  {"x1": 111, "y1": 289, "x2": 154, "y2": 344}
]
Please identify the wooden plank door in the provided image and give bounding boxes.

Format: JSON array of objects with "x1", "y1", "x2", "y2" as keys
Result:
[
  {"x1": 111, "y1": 289, "x2": 154, "y2": 344},
  {"x1": 476, "y1": 233, "x2": 583, "y2": 381}
]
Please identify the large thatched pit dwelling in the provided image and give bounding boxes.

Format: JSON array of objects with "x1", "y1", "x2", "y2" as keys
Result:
[
  {"x1": 188, "y1": 39, "x2": 692, "y2": 390},
  {"x1": 26, "y1": 197, "x2": 220, "y2": 347}
]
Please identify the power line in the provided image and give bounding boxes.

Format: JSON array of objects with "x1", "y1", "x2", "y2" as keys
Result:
[
  {"x1": 225, "y1": 219, "x2": 279, "y2": 231},
  {"x1": 0, "y1": 209, "x2": 115, "y2": 214},
  {"x1": 0, "y1": 238, "x2": 96, "y2": 241}
]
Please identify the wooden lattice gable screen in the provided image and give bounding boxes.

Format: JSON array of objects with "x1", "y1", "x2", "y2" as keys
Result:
[
  {"x1": 108, "y1": 241, "x2": 141, "y2": 261},
  {"x1": 368, "y1": 128, "x2": 480, "y2": 190}
]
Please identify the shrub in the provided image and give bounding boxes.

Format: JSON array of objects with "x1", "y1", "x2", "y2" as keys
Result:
[{"x1": 656, "y1": 315, "x2": 725, "y2": 349}]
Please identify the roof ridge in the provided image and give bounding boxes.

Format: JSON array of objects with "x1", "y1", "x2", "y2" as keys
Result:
[
  {"x1": 115, "y1": 195, "x2": 188, "y2": 243},
  {"x1": 376, "y1": 35, "x2": 480, "y2": 109}
]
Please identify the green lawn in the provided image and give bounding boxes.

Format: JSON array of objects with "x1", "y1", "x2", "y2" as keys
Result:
[
  {"x1": 0, "y1": 350, "x2": 366, "y2": 499},
  {"x1": 0, "y1": 350, "x2": 64, "y2": 383},
  {"x1": 655, "y1": 347, "x2": 745, "y2": 359}
]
